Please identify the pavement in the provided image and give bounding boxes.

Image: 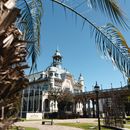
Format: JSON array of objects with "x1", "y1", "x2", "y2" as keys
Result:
[
  {"x1": 15, "y1": 120, "x2": 82, "y2": 130},
  {"x1": 15, "y1": 118, "x2": 97, "y2": 130},
  {"x1": 14, "y1": 118, "x2": 130, "y2": 130}
]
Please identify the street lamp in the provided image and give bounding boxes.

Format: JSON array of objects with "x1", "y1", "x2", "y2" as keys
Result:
[{"x1": 94, "y1": 82, "x2": 101, "y2": 130}]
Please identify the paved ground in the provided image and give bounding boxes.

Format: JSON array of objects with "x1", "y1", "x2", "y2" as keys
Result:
[
  {"x1": 15, "y1": 118, "x2": 130, "y2": 130},
  {"x1": 15, "y1": 120, "x2": 82, "y2": 130},
  {"x1": 15, "y1": 118, "x2": 97, "y2": 130}
]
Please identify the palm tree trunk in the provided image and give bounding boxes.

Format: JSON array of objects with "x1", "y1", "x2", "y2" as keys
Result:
[{"x1": 0, "y1": 1, "x2": 29, "y2": 122}]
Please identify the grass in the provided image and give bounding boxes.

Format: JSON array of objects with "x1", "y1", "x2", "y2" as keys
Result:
[
  {"x1": 126, "y1": 120, "x2": 130, "y2": 124},
  {"x1": 125, "y1": 125, "x2": 130, "y2": 129},
  {"x1": 24, "y1": 127, "x2": 39, "y2": 130},
  {"x1": 56, "y1": 123, "x2": 112, "y2": 130},
  {"x1": 124, "y1": 121, "x2": 130, "y2": 129},
  {"x1": 11, "y1": 126, "x2": 39, "y2": 130}
]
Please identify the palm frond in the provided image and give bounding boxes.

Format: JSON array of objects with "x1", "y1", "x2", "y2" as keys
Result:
[
  {"x1": 53, "y1": 0, "x2": 129, "y2": 29},
  {"x1": 15, "y1": 0, "x2": 43, "y2": 73},
  {"x1": 96, "y1": 23, "x2": 130, "y2": 78},
  {"x1": 52, "y1": 0, "x2": 130, "y2": 78},
  {"x1": 88, "y1": 0, "x2": 129, "y2": 29}
]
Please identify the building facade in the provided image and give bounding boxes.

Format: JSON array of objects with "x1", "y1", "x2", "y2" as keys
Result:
[{"x1": 21, "y1": 50, "x2": 85, "y2": 118}]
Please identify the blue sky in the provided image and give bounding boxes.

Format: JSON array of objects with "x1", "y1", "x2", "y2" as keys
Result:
[{"x1": 26, "y1": 0, "x2": 130, "y2": 91}]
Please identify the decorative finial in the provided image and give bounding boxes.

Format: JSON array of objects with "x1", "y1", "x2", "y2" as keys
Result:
[
  {"x1": 120, "y1": 81, "x2": 122, "y2": 87},
  {"x1": 56, "y1": 44, "x2": 59, "y2": 51},
  {"x1": 96, "y1": 81, "x2": 98, "y2": 86},
  {"x1": 111, "y1": 83, "x2": 113, "y2": 89}
]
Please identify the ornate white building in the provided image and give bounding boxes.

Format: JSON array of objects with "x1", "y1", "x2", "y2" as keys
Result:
[{"x1": 21, "y1": 50, "x2": 85, "y2": 118}]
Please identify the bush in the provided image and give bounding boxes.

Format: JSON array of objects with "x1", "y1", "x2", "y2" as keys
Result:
[
  {"x1": 44, "y1": 112, "x2": 80, "y2": 119},
  {"x1": 44, "y1": 112, "x2": 58, "y2": 119}
]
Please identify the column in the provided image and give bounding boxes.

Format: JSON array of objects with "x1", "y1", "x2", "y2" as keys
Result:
[
  {"x1": 83, "y1": 101, "x2": 87, "y2": 117},
  {"x1": 92, "y1": 99, "x2": 95, "y2": 118},
  {"x1": 1, "y1": 106, "x2": 4, "y2": 120},
  {"x1": 32, "y1": 88, "x2": 35, "y2": 112},
  {"x1": 87, "y1": 100, "x2": 91, "y2": 117},
  {"x1": 38, "y1": 86, "x2": 41, "y2": 112},
  {"x1": 42, "y1": 93, "x2": 45, "y2": 112},
  {"x1": 73, "y1": 101, "x2": 76, "y2": 113},
  {"x1": 27, "y1": 87, "x2": 30, "y2": 113}
]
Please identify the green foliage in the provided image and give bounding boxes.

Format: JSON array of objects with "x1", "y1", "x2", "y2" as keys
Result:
[
  {"x1": 52, "y1": 0, "x2": 130, "y2": 80},
  {"x1": 24, "y1": 127, "x2": 39, "y2": 130},
  {"x1": 96, "y1": 23, "x2": 130, "y2": 78},
  {"x1": 14, "y1": 0, "x2": 129, "y2": 72},
  {"x1": 52, "y1": 0, "x2": 129, "y2": 29},
  {"x1": 11, "y1": 126, "x2": 39, "y2": 130},
  {"x1": 16, "y1": 0, "x2": 43, "y2": 72},
  {"x1": 48, "y1": 88, "x2": 74, "y2": 112},
  {"x1": 88, "y1": 0, "x2": 128, "y2": 28}
]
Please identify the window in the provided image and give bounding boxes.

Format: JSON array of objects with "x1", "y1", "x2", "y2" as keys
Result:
[
  {"x1": 49, "y1": 73, "x2": 53, "y2": 76},
  {"x1": 74, "y1": 89, "x2": 79, "y2": 93},
  {"x1": 55, "y1": 73, "x2": 58, "y2": 77},
  {"x1": 64, "y1": 88, "x2": 70, "y2": 92}
]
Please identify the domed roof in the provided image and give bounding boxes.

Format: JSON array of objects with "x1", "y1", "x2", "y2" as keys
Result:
[
  {"x1": 53, "y1": 49, "x2": 62, "y2": 57},
  {"x1": 42, "y1": 71, "x2": 46, "y2": 75},
  {"x1": 49, "y1": 66, "x2": 56, "y2": 72}
]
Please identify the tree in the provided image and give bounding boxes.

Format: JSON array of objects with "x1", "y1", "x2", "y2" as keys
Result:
[
  {"x1": 103, "y1": 89, "x2": 126, "y2": 128},
  {"x1": 14, "y1": 0, "x2": 130, "y2": 78},
  {"x1": 48, "y1": 88, "x2": 74, "y2": 113},
  {"x1": 13, "y1": 0, "x2": 130, "y2": 79},
  {"x1": 0, "y1": 0, "x2": 42, "y2": 127}
]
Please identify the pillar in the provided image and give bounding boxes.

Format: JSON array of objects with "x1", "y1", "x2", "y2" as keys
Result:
[
  {"x1": 87, "y1": 100, "x2": 91, "y2": 117},
  {"x1": 1, "y1": 106, "x2": 4, "y2": 120},
  {"x1": 92, "y1": 99, "x2": 95, "y2": 118},
  {"x1": 27, "y1": 87, "x2": 30, "y2": 113},
  {"x1": 82, "y1": 100, "x2": 87, "y2": 117}
]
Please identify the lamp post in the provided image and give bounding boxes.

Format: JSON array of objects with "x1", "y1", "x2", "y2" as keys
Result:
[{"x1": 94, "y1": 82, "x2": 101, "y2": 130}]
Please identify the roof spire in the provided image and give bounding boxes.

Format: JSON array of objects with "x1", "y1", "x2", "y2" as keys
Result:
[
  {"x1": 79, "y1": 73, "x2": 84, "y2": 81},
  {"x1": 56, "y1": 44, "x2": 59, "y2": 51}
]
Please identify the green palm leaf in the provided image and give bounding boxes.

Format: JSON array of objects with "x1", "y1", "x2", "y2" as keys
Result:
[
  {"x1": 96, "y1": 23, "x2": 130, "y2": 78},
  {"x1": 16, "y1": 0, "x2": 43, "y2": 72},
  {"x1": 52, "y1": 0, "x2": 130, "y2": 78},
  {"x1": 53, "y1": 0, "x2": 129, "y2": 29},
  {"x1": 88, "y1": 0, "x2": 128, "y2": 28}
]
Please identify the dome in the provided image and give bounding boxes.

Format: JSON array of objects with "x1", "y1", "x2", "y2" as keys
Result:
[
  {"x1": 49, "y1": 66, "x2": 56, "y2": 72},
  {"x1": 53, "y1": 49, "x2": 62, "y2": 57},
  {"x1": 42, "y1": 71, "x2": 46, "y2": 75}
]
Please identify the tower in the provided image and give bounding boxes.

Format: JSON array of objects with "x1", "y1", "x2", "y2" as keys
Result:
[
  {"x1": 78, "y1": 73, "x2": 85, "y2": 92},
  {"x1": 52, "y1": 49, "x2": 62, "y2": 68},
  {"x1": 49, "y1": 66, "x2": 55, "y2": 88}
]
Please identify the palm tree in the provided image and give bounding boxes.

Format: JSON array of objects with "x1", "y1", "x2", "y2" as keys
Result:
[
  {"x1": 16, "y1": 0, "x2": 130, "y2": 81},
  {"x1": 0, "y1": 0, "x2": 42, "y2": 124},
  {"x1": 14, "y1": 0, "x2": 130, "y2": 82},
  {"x1": 0, "y1": 0, "x2": 129, "y2": 124}
]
